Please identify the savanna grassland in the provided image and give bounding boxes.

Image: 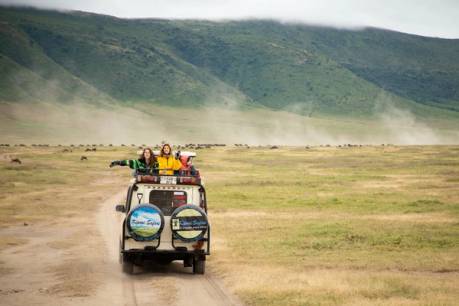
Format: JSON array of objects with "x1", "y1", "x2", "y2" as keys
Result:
[
  {"x1": 0, "y1": 145, "x2": 458, "y2": 305},
  {"x1": 201, "y1": 146, "x2": 459, "y2": 305}
]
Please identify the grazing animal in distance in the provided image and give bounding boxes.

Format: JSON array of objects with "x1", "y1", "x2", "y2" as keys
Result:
[
  {"x1": 80, "y1": 156, "x2": 88, "y2": 161},
  {"x1": 11, "y1": 158, "x2": 22, "y2": 164}
]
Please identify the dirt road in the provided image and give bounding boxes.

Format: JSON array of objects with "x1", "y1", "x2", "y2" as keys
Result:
[{"x1": 0, "y1": 192, "x2": 240, "y2": 306}]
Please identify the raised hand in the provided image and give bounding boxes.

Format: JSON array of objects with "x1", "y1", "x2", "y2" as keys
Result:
[{"x1": 109, "y1": 160, "x2": 121, "y2": 168}]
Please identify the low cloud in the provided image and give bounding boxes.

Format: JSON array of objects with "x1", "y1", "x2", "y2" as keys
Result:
[{"x1": 1, "y1": 0, "x2": 458, "y2": 38}]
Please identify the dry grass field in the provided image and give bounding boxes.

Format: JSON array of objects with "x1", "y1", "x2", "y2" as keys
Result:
[{"x1": 0, "y1": 145, "x2": 458, "y2": 305}]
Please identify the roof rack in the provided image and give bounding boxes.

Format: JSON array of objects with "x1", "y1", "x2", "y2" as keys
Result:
[{"x1": 136, "y1": 174, "x2": 201, "y2": 185}]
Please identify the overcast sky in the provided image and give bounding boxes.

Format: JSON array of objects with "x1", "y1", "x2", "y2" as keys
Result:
[{"x1": 1, "y1": 0, "x2": 459, "y2": 38}]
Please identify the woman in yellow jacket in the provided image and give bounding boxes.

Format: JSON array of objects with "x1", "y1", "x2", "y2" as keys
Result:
[{"x1": 157, "y1": 144, "x2": 182, "y2": 175}]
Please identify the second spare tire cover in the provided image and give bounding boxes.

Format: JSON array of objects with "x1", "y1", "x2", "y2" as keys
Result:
[
  {"x1": 127, "y1": 204, "x2": 164, "y2": 241},
  {"x1": 171, "y1": 205, "x2": 208, "y2": 242}
]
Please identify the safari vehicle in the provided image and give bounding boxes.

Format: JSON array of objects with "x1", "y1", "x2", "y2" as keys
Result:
[{"x1": 115, "y1": 156, "x2": 210, "y2": 275}]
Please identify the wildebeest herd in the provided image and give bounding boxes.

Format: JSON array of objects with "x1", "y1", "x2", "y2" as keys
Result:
[
  {"x1": 1, "y1": 143, "x2": 395, "y2": 166},
  {"x1": 0, "y1": 143, "x2": 394, "y2": 151}
]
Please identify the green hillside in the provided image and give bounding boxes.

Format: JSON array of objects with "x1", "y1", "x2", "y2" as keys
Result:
[
  {"x1": 305, "y1": 27, "x2": 459, "y2": 112},
  {"x1": 0, "y1": 6, "x2": 458, "y2": 117}
]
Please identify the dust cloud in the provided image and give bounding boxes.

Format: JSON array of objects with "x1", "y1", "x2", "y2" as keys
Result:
[
  {"x1": 372, "y1": 94, "x2": 459, "y2": 145},
  {"x1": 377, "y1": 104, "x2": 442, "y2": 145},
  {"x1": 1, "y1": 79, "x2": 458, "y2": 146},
  {"x1": 2, "y1": 96, "x2": 458, "y2": 145}
]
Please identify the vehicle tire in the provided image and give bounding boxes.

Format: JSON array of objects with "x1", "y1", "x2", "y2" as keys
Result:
[
  {"x1": 171, "y1": 205, "x2": 208, "y2": 242},
  {"x1": 118, "y1": 239, "x2": 123, "y2": 264},
  {"x1": 122, "y1": 254, "x2": 134, "y2": 274},
  {"x1": 193, "y1": 259, "x2": 205, "y2": 275},
  {"x1": 127, "y1": 204, "x2": 164, "y2": 242}
]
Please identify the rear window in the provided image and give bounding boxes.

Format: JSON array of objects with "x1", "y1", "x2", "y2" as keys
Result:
[{"x1": 149, "y1": 190, "x2": 188, "y2": 216}]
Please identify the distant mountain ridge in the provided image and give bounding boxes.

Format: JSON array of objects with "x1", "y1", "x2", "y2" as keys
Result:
[{"x1": 1, "y1": 6, "x2": 458, "y2": 117}]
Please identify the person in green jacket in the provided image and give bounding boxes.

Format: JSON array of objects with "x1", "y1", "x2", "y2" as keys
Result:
[{"x1": 109, "y1": 147, "x2": 158, "y2": 174}]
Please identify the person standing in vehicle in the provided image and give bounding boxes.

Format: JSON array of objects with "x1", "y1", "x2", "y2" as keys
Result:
[
  {"x1": 109, "y1": 147, "x2": 158, "y2": 174},
  {"x1": 157, "y1": 144, "x2": 183, "y2": 175},
  {"x1": 179, "y1": 155, "x2": 198, "y2": 176}
]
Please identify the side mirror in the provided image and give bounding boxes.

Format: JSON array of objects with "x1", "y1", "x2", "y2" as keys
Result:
[{"x1": 115, "y1": 204, "x2": 126, "y2": 213}]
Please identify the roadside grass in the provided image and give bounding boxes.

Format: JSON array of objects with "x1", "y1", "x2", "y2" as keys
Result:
[
  {"x1": 233, "y1": 268, "x2": 458, "y2": 306},
  {"x1": 0, "y1": 145, "x2": 458, "y2": 304},
  {"x1": 0, "y1": 146, "x2": 133, "y2": 226},
  {"x1": 200, "y1": 145, "x2": 459, "y2": 305}
]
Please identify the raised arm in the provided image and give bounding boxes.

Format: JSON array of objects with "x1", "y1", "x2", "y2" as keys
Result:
[{"x1": 109, "y1": 160, "x2": 143, "y2": 169}]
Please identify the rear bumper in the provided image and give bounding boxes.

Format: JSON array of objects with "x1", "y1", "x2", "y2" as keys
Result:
[{"x1": 122, "y1": 248, "x2": 209, "y2": 256}]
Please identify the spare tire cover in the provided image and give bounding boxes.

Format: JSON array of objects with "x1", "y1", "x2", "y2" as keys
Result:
[
  {"x1": 127, "y1": 204, "x2": 164, "y2": 241},
  {"x1": 171, "y1": 205, "x2": 208, "y2": 242}
]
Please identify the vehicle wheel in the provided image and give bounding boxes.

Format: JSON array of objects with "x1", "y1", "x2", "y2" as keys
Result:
[
  {"x1": 193, "y1": 259, "x2": 205, "y2": 275},
  {"x1": 122, "y1": 254, "x2": 134, "y2": 274},
  {"x1": 122, "y1": 260, "x2": 134, "y2": 274},
  {"x1": 184, "y1": 257, "x2": 193, "y2": 267}
]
